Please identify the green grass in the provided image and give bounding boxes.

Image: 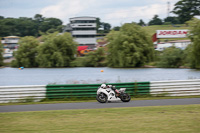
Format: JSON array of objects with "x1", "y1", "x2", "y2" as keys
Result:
[{"x1": 0, "y1": 104, "x2": 200, "y2": 133}]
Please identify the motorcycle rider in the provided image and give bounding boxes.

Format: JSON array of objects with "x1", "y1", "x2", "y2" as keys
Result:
[
  {"x1": 100, "y1": 84, "x2": 107, "y2": 89},
  {"x1": 100, "y1": 84, "x2": 120, "y2": 96},
  {"x1": 110, "y1": 85, "x2": 120, "y2": 96}
]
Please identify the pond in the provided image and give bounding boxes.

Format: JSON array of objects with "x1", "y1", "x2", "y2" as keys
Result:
[{"x1": 0, "y1": 67, "x2": 200, "y2": 86}]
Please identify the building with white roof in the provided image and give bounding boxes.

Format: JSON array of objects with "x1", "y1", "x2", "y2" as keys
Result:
[
  {"x1": 1, "y1": 36, "x2": 20, "y2": 49},
  {"x1": 65, "y1": 16, "x2": 97, "y2": 49}
]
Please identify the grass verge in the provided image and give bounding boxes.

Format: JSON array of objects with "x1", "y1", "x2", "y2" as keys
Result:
[{"x1": 0, "y1": 104, "x2": 199, "y2": 133}]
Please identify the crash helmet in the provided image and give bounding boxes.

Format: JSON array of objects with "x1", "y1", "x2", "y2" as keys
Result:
[{"x1": 101, "y1": 84, "x2": 106, "y2": 89}]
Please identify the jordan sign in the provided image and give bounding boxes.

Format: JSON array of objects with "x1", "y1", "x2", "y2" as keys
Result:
[{"x1": 157, "y1": 30, "x2": 188, "y2": 38}]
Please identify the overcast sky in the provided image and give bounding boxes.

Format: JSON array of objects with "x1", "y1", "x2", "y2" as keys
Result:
[{"x1": 0, "y1": 0, "x2": 179, "y2": 27}]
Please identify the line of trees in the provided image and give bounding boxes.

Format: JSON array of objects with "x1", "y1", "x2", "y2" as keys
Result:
[
  {"x1": 136, "y1": 0, "x2": 200, "y2": 26},
  {"x1": 0, "y1": 14, "x2": 63, "y2": 37},
  {"x1": 9, "y1": 23, "x2": 154, "y2": 68},
  {"x1": 0, "y1": 19, "x2": 200, "y2": 69}
]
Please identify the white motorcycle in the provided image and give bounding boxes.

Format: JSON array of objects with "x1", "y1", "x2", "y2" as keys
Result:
[{"x1": 96, "y1": 84, "x2": 131, "y2": 103}]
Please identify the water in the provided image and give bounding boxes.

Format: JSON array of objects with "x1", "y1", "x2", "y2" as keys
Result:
[{"x1": 0, "y1": 67, "x2": 200, "y2": 86}]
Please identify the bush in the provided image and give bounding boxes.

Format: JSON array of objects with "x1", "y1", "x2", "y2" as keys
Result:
[
  {"x1": 11, "y1": 36, "x2": 39, "y2": 67},
  {"x1": 157, "y1": 46, "x2": 184, "y2": 68},
  {"x1": 71, "y1": 48, "x2": 107, "y2": 67},
  {"x1": 70, "y1": 57, "x2": 87, "y2": 67},
  {"x1": 36, "y1": 32, "x2": 77, "y2": 67}
]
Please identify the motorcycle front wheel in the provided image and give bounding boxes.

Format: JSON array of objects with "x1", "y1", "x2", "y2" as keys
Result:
[
  {"x1": 96, "y1": 93, "x2": 108, "y2": 103},
  {"x1": 120, "y1": 93, "x2": 131, "y2": 102}
]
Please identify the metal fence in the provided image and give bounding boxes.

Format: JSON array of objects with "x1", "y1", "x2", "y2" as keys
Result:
[
  {"x1": 150, "y1": 79, "x2": 200, "y2": 96},
  {"x1": 0, "y1": 85, "x2": 46, "y2": 103}
]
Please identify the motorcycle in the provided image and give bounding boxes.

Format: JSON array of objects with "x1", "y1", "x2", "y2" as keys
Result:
[{"x1": 96, "y1": 84, "x2": 131, "y2": 103}]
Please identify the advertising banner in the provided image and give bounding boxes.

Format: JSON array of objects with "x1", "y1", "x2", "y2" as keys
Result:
[{"x1": 156, "y1": 30, "x2": 188, "y2": 38}]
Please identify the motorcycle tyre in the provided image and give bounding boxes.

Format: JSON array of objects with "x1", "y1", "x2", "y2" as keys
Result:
[
  {"x1": 120, "y1": 93, "x2": 131, "y2": 102},
  {"x1": 96, "y1": 93, "x2": 108, "y2": 103}
]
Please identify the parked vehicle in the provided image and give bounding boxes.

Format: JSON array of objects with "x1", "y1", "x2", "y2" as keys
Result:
[
  {"x1": 3, "y1": 48, "x2": 13, "y2": 59},
  {"x1": 96, "y1": 84, "x2": 131, "y2": 103}
]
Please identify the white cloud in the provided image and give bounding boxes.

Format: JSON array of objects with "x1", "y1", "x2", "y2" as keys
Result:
[
  {"x1": 104, "y1": 4, "x2": 167, "y2": 26},
  {"x1": 39, "y1": 0, "x2": 179, "y2": 26},
  {"x1": 40, "y1": 0, "x2": 95, "y2": 24}
]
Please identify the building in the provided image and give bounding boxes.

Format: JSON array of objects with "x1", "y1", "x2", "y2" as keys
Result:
[
  {"x1": 66, "y1": 17, "x2": 97, "y2": 49},
  {"x1": 1, "y1": 36, "x2": 20, "y2": 49},
  {"x1": 1, "y1": 36, "x2": 20, "y2": 58},
  {"x1": 155, "y1": 40, "x2": 191, "y2": 51}
]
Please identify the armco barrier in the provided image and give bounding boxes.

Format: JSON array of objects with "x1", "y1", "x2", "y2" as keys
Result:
[
  {"x1": 0, "y1": 85, "x2": 46, "y2": 103},
  {"x1": 1, "y1": 79, "x2": 199, "y2": 103},
  {"x1": 46, "y1": 82, "x2": 150, "y2": 99},
  {"x1": 150, "y1": 79, "x2": 200, "y2": 96},
  {"x1": 0, "y1": 82, "x2": 150, "y2": 103}
]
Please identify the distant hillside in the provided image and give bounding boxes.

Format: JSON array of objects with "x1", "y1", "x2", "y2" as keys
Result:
[{"x1": 142, "y1": 24, "x2": 190, "y2": 41}]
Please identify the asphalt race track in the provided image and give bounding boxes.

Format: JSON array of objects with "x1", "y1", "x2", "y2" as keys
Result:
[{"x1": 0, "y1": 98, "x2": 199, "y2": 113}]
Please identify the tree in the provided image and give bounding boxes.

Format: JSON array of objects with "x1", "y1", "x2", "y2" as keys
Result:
[
  {"x1": 106, "y1": 23, "x2": 154, "y2": 68},
  {"x1": 113, "y1": 26, "x2": 120, "y2": 31},
  {"x1": 172, "y1": 0, "x2": 200, "y2": 23},
  {"x1": 158, "y1": 47, "x2": 184, "y2": 68},
  {"x1": 0, "y1": 16, "x2": 4, "y2": 19},
  {"x1": 0, "y1": 17, "x2": 38, "y2": 37},
  {"x1": 0, "y1": 39, "x2": 3, "y2": 66},
  {"x1": 183, "y1": 43, "x2": 192, "y2": 67},
  {"x1": 187, "y1": 19, "x2": 200, "y2": 69},
  {"x1": 164, "y1": 16, "x2": 180, "y2": 24},
  {"x1": 34, "y1": 14, "x2": 44, "y2": 22},
  {"x1": 102, "y1": 22, "x2": 111, "y2": 33},
  {"x1": 36, "y1": 32, "x2": 77, "y2": 67},
  {"x1": 0, "y1": 18, "x2": 17, "y2": 37},
  {"x1": 148, "y1": 15, "x2": 163, "y2": 25},
  {"x1": 138, "y1": 19, "x2": 146, "y2": 26},
  {"x1": 15, "y1": 17, "x2": 38, "y2": 36},
  {"x1": 11, "y1": 36, "x2": 39, "y2": 67},
  {"x1": 96, "y1": 18, "x2": 101, "y2": 32},
  {"x1": 0, "y1": 15, "x2": 63, "y2": 37},
  {"x1": 96, "y1": 18, "x2": 111, "y2": 33},
  {"x1": 39, "y1": 18, "x2": 63, "y2": 33}
]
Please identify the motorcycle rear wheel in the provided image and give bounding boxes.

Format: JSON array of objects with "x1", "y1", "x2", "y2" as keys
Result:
[
  {"x1": 96, "y1": 93, "x2": 108, "y2": 103},
  {"x1": 120, "y1": 93, "x2": 131, "y2": 102}
]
